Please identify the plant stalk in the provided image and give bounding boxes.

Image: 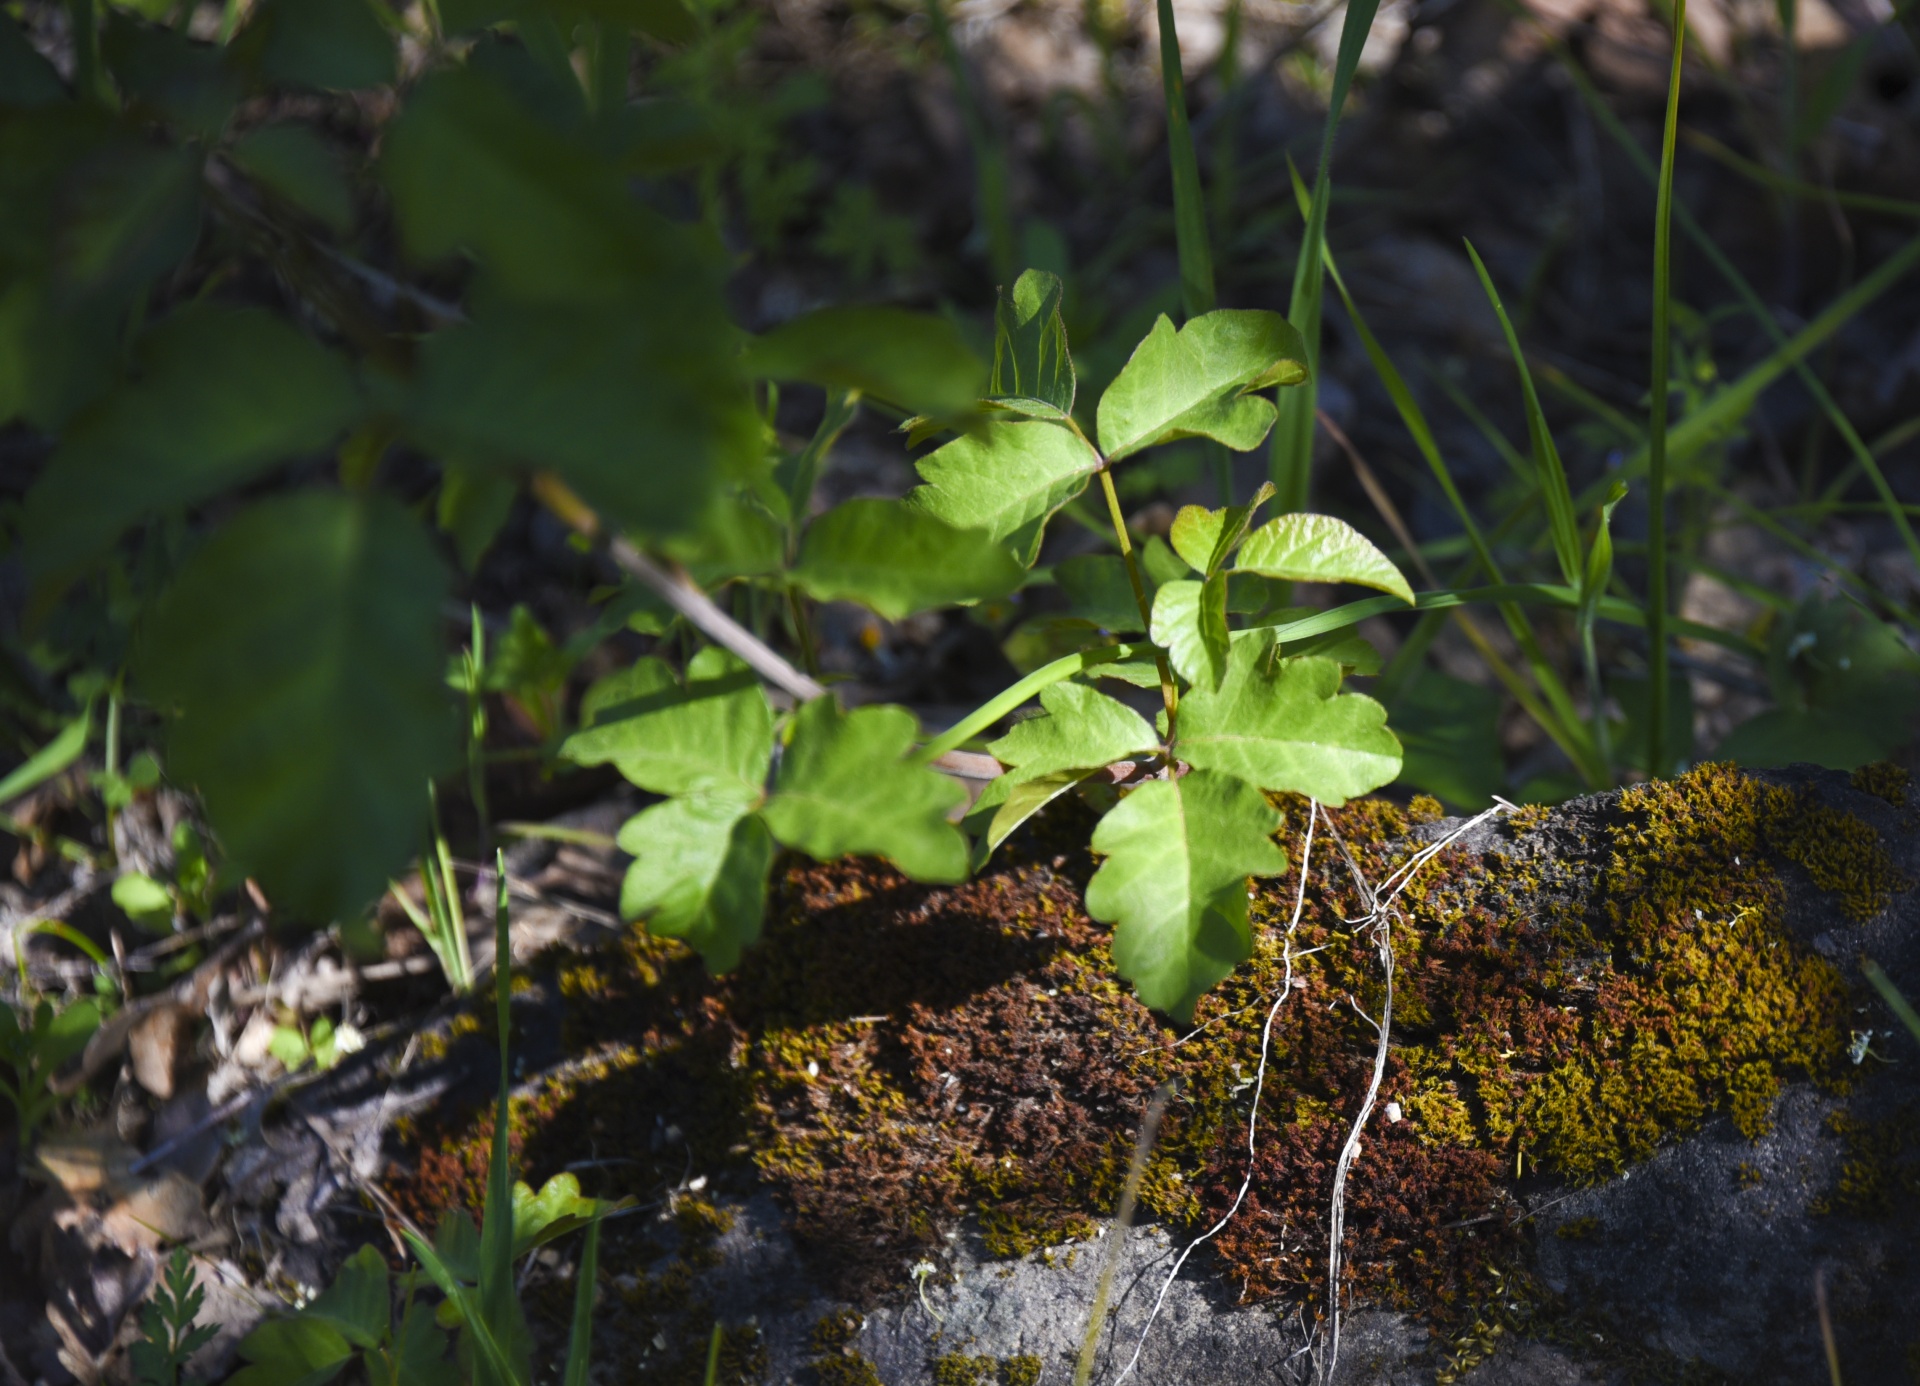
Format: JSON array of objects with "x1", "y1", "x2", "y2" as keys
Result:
[{"x1": 1097, "y1": 469, "x2": 1178, "y2": 721}]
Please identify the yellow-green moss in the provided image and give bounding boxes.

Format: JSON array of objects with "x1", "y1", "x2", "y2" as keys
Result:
[
  {"x1": 931, "y1": 1353, "x2": 1045, "y2": 1386},
  {"x1": 1851, "y1": 760, "x2": 1910, "y2": 806}
]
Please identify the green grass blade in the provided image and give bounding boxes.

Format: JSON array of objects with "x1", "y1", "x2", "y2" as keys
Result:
[
  {"x1": 1683, "y1": 128, "x2": 1920, "y2": 220},
  {"x1": 925, "y1": 0, "x2": 1015, "y2": 283},
  {"x1": 1863, "y1": 959, "x2": 1920, "y2": 1048},
  {"x1": 562, "y1": 1218, "x2": 602, "y2": 1386},
  {"x1": 1545, "y1": 24, "x2": 1920, "y2": 580},
  {"x1": 1268, "y1": 0, "x2": 1382, "y2": 515},
  {"x1": 1156, "y1": 0, "x2": 1214, "y2": 319},
  {"x1": 479, "y1": 848, "x2": 515, "y2": 1378},
  {"x1": 401, "y1": 1230, "x2": 522, "y2": 1386},
  {"x1": 911, "y1": 640, "x2": 1158, "y2": 765},
  {"x1": 0, "y1": 705, "x2": 91, "y2": 809},
  {"x1": 1463, "y1": 240, "x2": 1583, "y2": 591},
  {"x1": 703, "y1": 1322, "x2": 724, "y2": 1386},
  {"x1": 1644, "y1": 0, "x2": 1687, "y2": 778}
]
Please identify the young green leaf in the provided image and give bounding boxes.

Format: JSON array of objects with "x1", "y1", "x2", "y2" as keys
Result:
[
  {"x1": 906, "y1": 418, "x2": 1099, "y2": 567},
  {"x1": 1175, "y1": 637, "x2": 1401, "y2": 805},
  {"x1": 137, "y1": 493, "x2": 457, "y2": 922},
  {"x1": 562, "y1": 648, "x2": 773, "y2": 798},
  {"x1": 1149, "y1": 575, "x2": 1230, "y2": 689},
  {"x1": 509, "y1": 1172, "x2": 605, "y2": 1258},
  {"x1": 793, "y1": 498, "x2": 1026, "y2": 619},
  {"x1": 1096, "y1": 311, "x2": 1308, "y2": 463},
  {"x1": 1233, "y1": 513, "x2": 1415, "y2": 604},
  {"x1": 964, "y1": 767, "x2": 1097, "y2": 866},
  {"x1": 615, "y1": 790, "x2": 774, "y2": 971},
  {"x1": 302, "y1": 1246, "x2": 390, "y2": 1351},
  {"x1": 25, "y1": 306, "x2": 360, "y2": 582},
  {"x1": 1055, "y1": 554, "x2": 1148, "y2": 632},
  {"x1": 1167, "y1": 481, "x2": 1275, "y2": 576},
  {"x1": 742, "y1": 306, "x2": 984, "y2": 419},
  {"x1": 225, "y1": 1316, "x2": 356, "y2": 1386},
  {"x1": 987, "y1": 682, "x2": 1160, "y2": 782},
  {"x1": 0, "y1": 705, "x2": 90, "y2": 809},
  {"x1": 990, "y1": 269, "x2": 1075, "y2": 416},
  {"x1": 1085, "y1": 770, "x2": 1288, "y2": 1020},
  {"x1": 760, "y1": 699, "x2": 968, "y2": 882}
]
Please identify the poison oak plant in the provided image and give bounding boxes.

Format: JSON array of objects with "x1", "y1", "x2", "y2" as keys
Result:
[{"x1": 566, "y1": 271, "x2": 1415, "y2": 1018}]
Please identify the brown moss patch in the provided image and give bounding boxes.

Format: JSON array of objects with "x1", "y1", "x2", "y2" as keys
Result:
[{"x1": 390, "y1": 763, "x2": 1884, "y2": 1343}]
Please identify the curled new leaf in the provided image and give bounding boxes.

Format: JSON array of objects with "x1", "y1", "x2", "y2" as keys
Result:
[
  {"x1": 1085, "y1": 770, "x2": 1288, "y2": 1020},
  {"x1": 989, "y1": 268, "x2": 1075, "y2": 416},
  {"x1": 1233, "y1": 512, "x2": 1415, "y2": 604}
]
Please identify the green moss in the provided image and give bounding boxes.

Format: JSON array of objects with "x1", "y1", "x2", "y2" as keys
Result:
[
  {"x1": 1554, "y1": 1216, "x2": 1599, "y2": 1241},
  {"x1": 809, "y1": 1311, "x2": 882, "y2": 1386},
  {"x1": 930, "y1": 1352, "x2": 1045, "y2": 1386}
]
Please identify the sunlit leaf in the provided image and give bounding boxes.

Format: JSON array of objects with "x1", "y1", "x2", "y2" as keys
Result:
[
  {"x1": 1096, "y1": 310, "x2": 1308, "y2": 462},
  {"x1": 616, "y1": 791, "x2": 773, "y2": 971},
  {"x1": 990, "y1": 268, "x2": 1074, "y2": 415},
  {"x1": 1150, "y1": 575, "x2": 1229, "y2": 689},
  {"x1": 1176, "y1": 634, "x2": 1401, "y2": 805},
  {"x1": 792, "y1": 498, "x2": 1025, "y2": 619},
  {"x1": 1085, "y1": 770, "x2": 1288, "y2": 1019},
  {"x1": 906, "y1": 418, "x2": 1098, "y2": 568},
  {"x1": 562, "y1": 648, "x2": 773, "y2": 797},
  {"x1": 760, "y1": 699, "x2": 967, "y2": 882},
  {"x1": 988, "y1": 681, "x2": 1159, "y2": 781},
  {"x1": 1233, "y1": 513, "x2": 1414, "y2": 604}
]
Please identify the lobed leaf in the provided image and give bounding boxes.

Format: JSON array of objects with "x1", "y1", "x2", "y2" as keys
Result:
[
  {"x1": 1085, "y1": 770, "x2": 1288, "y2": 1020},
  {"x1": 1175, "y1": 635, "x2": 1401, "y2": 805},
  {"x1": 987, "y1": 682, "x2": 1159, "y2": 782},
  {"x1": 562, "y1": 647, "x2": 773, "y2": 798},
  {"x1": 1149, "y1": 575, "x2": 1230, "y2": 689},
  {"x1": 1096, "y1": 310, "x2": 1308, "y2": 463},
  {"x1": 616, "y1": 790, "x2": 774, "y2": 971},
  {"x1": 760, "y1": 699, "x2": 967, "y2": 882},
  {"x1": 906, "y1": 418, "x2": 1099, "y2": 568}
]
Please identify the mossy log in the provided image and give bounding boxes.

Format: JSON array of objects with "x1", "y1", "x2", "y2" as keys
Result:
[{"x1": 393, "y1": 763, "x2": 1920, "y2": 1385}]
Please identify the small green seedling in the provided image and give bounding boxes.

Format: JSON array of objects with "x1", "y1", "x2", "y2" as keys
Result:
[{"x1": 130, "y1": 1249, "x2": 219, "y2": 1386}]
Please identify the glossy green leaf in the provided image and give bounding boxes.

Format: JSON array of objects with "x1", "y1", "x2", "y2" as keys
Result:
[
  {"x1": 990, "y1": 269, "x2": 1074, "y2": 415},
  {"x1": 1175, "y1": 636, "x2": 1401, "y2": 804},
  {"x1": 1085, "y1": 770, "x2": 1287, "y2": 1019},
  {"x1": 743, "y1": 307, "x2": 984, "y2": 418},
  {"x1": 510, "y1": 1173, "x2": 603, "y2": 1257},
  {"x1": 760, "y1": 698, "x2": 968, "y2": 882},
  {"x1": 1096, "y1": 310, "x2": 1308, "y2": 462},
  {"x1": 1233, "y1": 513, "x2": 1415, "y2": 604},
  {"x1": 906, "y1": 418, "x2": 1099, "y2": 567},
  {"x1": 987, "y1": 681, "x2": 1159, "y2": 781},
  {"x1": 616, "y1": 790, "x2": 774, "y2": 971},
  {"x1": 233, "y1": 0, "x2": 395, "y2": 91},
  {"x1": 230, "y1": 125, "x2": 353, "y2": 232},
  {"x1": 1149, "y1": 575, "x2": 1229, "y2": 689},
  {"x1": 562, "y1": 648, "x2": 773, "y2": 798},
  {"x1": 792, "y1": 498, "x2": 1025, "y2": 619},
  {"x1": 136, "y1": 493, "x2": 457, "y2": 922},
  {"x1": 24, "y1": 306, "x2": 360, "y2": 581},
  {"x1": 409, "y1": 297, "x2": 749, "y2": 538}
]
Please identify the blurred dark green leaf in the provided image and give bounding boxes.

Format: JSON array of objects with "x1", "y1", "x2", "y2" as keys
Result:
[
  {"x1": 25, "y1": 305, "x2": 360, "y2": 582},
  {"x1": 229, "y1": 125, "x2": 353, "y2": 232},
  {"x1": 0, "y1": 16, "x2": 64, "y2": 106},
  {"x1": 742, "y1": 307, "x2": 985, "y2": 419},
  {"x1": 231, "y1": 0, "x2": 396, "y2": 91},
  {"x1": 102, "y1": 13, "x2": 239, "y2": 138},
  {"x1": 1389, "y1": 671, "x2": 1503, "y2": 809},
  {"x1": 136, "y1": 492, "x2": 457, "y2": 922}
]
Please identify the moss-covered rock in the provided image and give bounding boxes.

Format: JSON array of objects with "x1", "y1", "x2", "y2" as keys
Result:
[{"x1": 390, "y1": 763, "x2": 1920, "y2": 1383}]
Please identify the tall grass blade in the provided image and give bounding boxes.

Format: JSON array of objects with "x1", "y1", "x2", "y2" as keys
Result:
[
  {"x1": 562, "y1": 1217, "x2": 603, "y2": 1386},
  {"x1": 1542, "y1": 24, "x2": 1920, "y2": 580},
  {"x1": 1269, "y1": 0, "x2": 1383, "y2": 515},
  {"x1": 1644, "y1": 0, "x2": 1687, "y2": 778},
  {"x1": 1156, "y1": 0, "x2": 1214, "y2": 319},
  {"x1": 1863, "y1": 959, "x2": 1920, "y2": 1048},
  {"x1": 1462, "y1": 241, "x2": 1583, "y2": 591},
  {"x1": 478, "y1": 848, "x2": 517, "y2": 1384},
  {"x1": 925, "y1": 0, "x2": 1016, "y2": 283}
]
